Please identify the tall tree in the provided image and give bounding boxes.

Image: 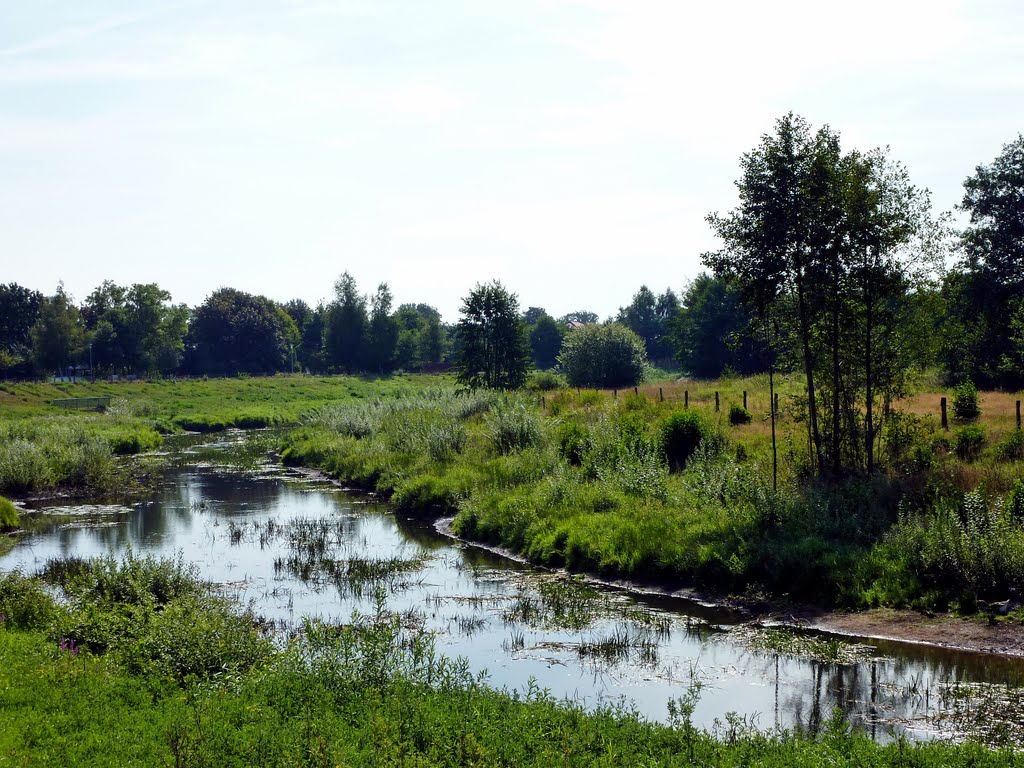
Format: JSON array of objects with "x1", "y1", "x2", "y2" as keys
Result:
[
  {"x1": 667, "y1": 273, "x2": 765, "y2": 378},
  {"x1": 455, "y1": 281, "x2": 530, "y2": 390},
  {"x1": 944, "y1": 134, "x2": 1024, "y2": 388},
  {"x1": 528, "y1": 313, "x2": 564, "y2": 370},
  {"x1": 323, "y1": 272, "x2": 368, "y2": 373},
  {"x1": 30, "y1": 285, "x2": 86, "y2": 376},
  {"x1": 0, "y1": 283, "x2": 43, "y2": 375},
  {"x1": 366, "y1": 283, "x2": 399, "y2": 373},
  {"x1": 188, "y1": 288, "x2": 292, "y2": 375}
]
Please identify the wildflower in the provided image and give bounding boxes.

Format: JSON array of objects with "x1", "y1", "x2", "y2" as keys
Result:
[{"x1": 59, "y1": 638, "x2": 80, "y2": 656}]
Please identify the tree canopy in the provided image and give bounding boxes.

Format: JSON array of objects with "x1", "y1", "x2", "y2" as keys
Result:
[{"x1": 455, "y1": 281, "x2": 530, "y2": 390}]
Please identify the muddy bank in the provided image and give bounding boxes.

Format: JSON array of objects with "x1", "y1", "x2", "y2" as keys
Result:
[{"x1": 434, "y1": 516, "x2": 1024, "y2": 660}]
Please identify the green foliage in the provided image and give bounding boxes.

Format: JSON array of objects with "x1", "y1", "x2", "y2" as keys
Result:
[
  {"x1": 952, "y1": 380, "x2": 981, "y2": 421},
  {"x1": 0, "y1": 496, "x2": 19, "y2": 529},
  {"x1": 527, "y1": 369, "x2": 566, "y2": 391},
  {"x1": 528, "y1": 313, "x2": 564, "y2": 370},
  {"x1": 728, "y1": 403, "x2": 753, "y2": 425},
  {"x1": 556, "y1": 418, "x2": 590, "y2": 466},
  {"x1": 487, "y1": 395, "x2": 541, "y2": 454},
  {"x1": 30, "y1": 285, "x2": 86, "y2": 375},
  {"x1": 455, "y1": 281, "x2": 531, "y2": 390},
  {"x1": 955, "y1": 424, "x2": 986, "y2": 461},
  {"x1": 558, "y1": 322, "x2": 647, "y2": 389},
  {"x1": 188, "y1": 287, "x2": 295, "y2": 375},
  {"x1": 659, "y1": 410, "x2": 708, "y2": 471},
  {"x1": 669, "y1": 273, "x2": 765, "y2": 377},
  {"x1": 997, "y1": 429, "x2": 1024, "y2": 461}
]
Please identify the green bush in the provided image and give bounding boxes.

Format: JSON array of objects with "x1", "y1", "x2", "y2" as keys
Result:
[
  {"x1": 556, "y1": 419, "x2": 590, "y2": 466},
  {"x1": 954, "y1": 425, "x2": 986, "y2": 461},
  {"x1": 527, "y1": 370, "x2": 566, "y2": 391},
  {"x1": 558, "y1": 323, "x2": 647, "y2": 389},
  {"x1": 659, "y1": 410, "x2": 708, "y2": 471},
  {"x1": 952, "y1": 380, "x2": 980, "y2": 422},
  {"x1": 997, "y1": 429, "x2": 1024, "y2": 461},
  {"x1": 0, "y1": 497, "x2": 18, "y2": 530},
  {"x1": 728, "y1": 404, "x2": 752, "y2": 426}
]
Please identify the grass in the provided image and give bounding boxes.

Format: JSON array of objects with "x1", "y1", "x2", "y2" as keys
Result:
[
  {"x1": 0, "y1": 373, "x2": 437, "y2": 498},
  {"x1": 1, "y1": 555, "x2": 1022, "y2": 764}
]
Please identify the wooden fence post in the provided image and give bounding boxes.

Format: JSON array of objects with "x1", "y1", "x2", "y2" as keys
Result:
[
  {"x1": 1017, "y1": 400, "x2": 1021, "y2": 430},
  {"x1": 941, "y1": 397, "x2": 948, "y2": 430},
  {"x1": 743, "y1": 390, "x2": 747, "y2": 410},
  {"x1": 715, "y1": 391, "x2": 720, "y2": 412},
  {"x1": 634, "y1": 386, "x2": 638, "y2": 396},
  {"x1": 613, "y1": 389, "x2": 617, "y2": 400},
  {"x1": 684, "y1": 390, "x2": 689, "y2": 409},
  {"x1": 659, "y1": 387, "x2": 663, "y2": 402}
]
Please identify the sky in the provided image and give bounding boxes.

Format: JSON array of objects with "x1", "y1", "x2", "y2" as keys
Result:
[{"x1": 2, "y1": 1, "x2": 1022, "y2": 322}]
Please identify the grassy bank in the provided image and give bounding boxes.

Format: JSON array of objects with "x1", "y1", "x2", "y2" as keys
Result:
[
  {"x1": 0, "y1": 374, "x2": 435, "y2": 497},
  {"x1": 281, "y1": 379, "x2": 1024, "y2": 613},
  {"x1": 0, "y1": 554, "x2": 1017, "y2": 765}
]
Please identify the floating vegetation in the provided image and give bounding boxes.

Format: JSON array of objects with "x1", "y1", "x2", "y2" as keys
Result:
[
  {"x1": 732, "y1": 626, "x2": 876, "y2": 664},
  {"x1": 576, "y1": 624, "x2": 660, "y2": 668},
  {"x1": 933, "y1": 679, "x2": 1024, "y2": 748},
  {"x1": 501, "y1": 574, "x2": 672, "y2": 637}
]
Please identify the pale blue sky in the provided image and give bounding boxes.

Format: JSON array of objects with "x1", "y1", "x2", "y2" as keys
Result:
[{"x1": 2, "y1": 1, "x2": 1022, "y2": 321}]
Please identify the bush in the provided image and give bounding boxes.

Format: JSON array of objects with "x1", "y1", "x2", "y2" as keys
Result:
[
  {"x1": 997, "y1": 429, "x2": 1024, "y2": 462},
  {"x1": 952, "y1": 380, "x2": 980, "y2": 422},
  {"x1": 954, "y1": 425, "x2": 986, "y2": 461},
  {"x1": 558, "y1": 323, "x2": 647, "y2": 389},
  {"x1": 728, "y1": 404, "x2": 752, "y2": 426},
  {"x1": 556, "y1": 419, "x2": 590, "y2": 466},
  {"x1": 0, "y1": 496, "x2": 18, "y2": 530},
  {"x1": 527, "y1": 370, "x2": 566, "y2": 391},
  {"x1": 659, "y1": 410, "x2": 708, "y2": 471}
]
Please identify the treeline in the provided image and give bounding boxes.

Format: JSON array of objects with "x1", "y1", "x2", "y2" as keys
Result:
[{"x1": 1, "y1": 121, "x2": 1020, "y2": 398}]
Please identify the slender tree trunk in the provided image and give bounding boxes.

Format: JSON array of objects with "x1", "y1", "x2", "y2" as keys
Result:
[
  {"x1": 767, "y1": 317, "x2": 778, "y2": 494},
  {"x1": 795, "y1": 269, "x2": 826, "y2": 476},
  {"x1": 831, "y1": 263, "x2": 842, "y2": 477},
  {"x1": 865, "y1": 264, "x2": 874, "y2": 474}
]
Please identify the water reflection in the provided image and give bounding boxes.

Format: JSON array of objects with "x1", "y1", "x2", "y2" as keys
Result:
[{"x1": 3, "y1": 435, "x2": 1023, "y2": 745}]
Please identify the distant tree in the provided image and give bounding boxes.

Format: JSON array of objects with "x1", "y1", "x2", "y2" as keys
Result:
[
  {"x1": 0, "y1": 283, "x2": 43, "y2": 376},
  {"x1": 559, "y1": 310, "x2": 599, "y2": 326},
  {"x1": 558, "y1": 323, "x2": 647, "y2": 389},
  {"x1": 668, "y1": 273, "x2": 764, "y2": 378},
  {"x1": 188, "y1": 288, "x2": 292, "y2": 375},
  {"x1": 323, "y1": 272, "x2": 368, "y2": 372},
  {"x1": 366, "y1": 283, "x2": 399, "y2": 372},
  {"x1": 82, "y1": 281, "x2": 188, "y2": 374},
  {"x1": 300, "y1": 304, "x2": 326, "y2": 372},
  {"x1": 529, "y1": 313, "x2": 563, "y2": 370},
  {"x1": 616, "y1": 287, "x2": 677, "y2": 360},
  {"x1": 282, "y1": 299, "x2": 312, "y2": 334},
  {"x1": 30, "y1": 285, "x2": 86, "y2": 376},
  {"x1": 521, "y1": 306, "x2": 547, "y2": 326},
  {"x1": 455, "y1": 281, "x2": 530, "y2": 389}
]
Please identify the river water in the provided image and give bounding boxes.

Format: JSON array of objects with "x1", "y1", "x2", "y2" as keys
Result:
[{"x1": 3, "y1": 432, "x2": 1023, "y2": 745}]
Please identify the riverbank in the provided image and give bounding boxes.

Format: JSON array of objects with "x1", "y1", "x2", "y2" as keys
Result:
[
  {"x1": 1, "y1": 553, "x2": 1019, "y2": 765},
  {"x1": 280, "y1": 383, "x2": 1024, "y2": 634}
]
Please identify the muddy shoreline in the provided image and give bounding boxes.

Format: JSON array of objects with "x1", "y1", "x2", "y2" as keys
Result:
[{"x1": 432, "y1": 516, "x2": 1024, "y2": 661}]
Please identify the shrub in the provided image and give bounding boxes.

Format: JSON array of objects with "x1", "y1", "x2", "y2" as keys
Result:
[
  {"x1": 556, "y1": 419, "x2": 590, "y2": 466},
  {"x1": 659, "y1": 410, "x2": 708, "y2": 471},
  {"x1": 954, "y1": 425, "x2": 986, "y2": 461},
  {"x1": 728, "y1": 404, "x2": 752, "y2": 426},
  {"x1": 558, "y1": 323, "x2": 647, "y2": 389},
  {"x1": 1008, "y1": 479, "x2": 1024, "y2": 520},
  {"x1": 527, "y1": 370, "x2": 566, "y2": 391},
  {"x1": 996, "y1": 429, "x2": 1024, "y2": 462},
  {"x1": 0, "y1": 496, "x2": 18, "y2": 530},
  {"x1": 952, "y1": 380, "x2": 980, "y2": 422}
]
